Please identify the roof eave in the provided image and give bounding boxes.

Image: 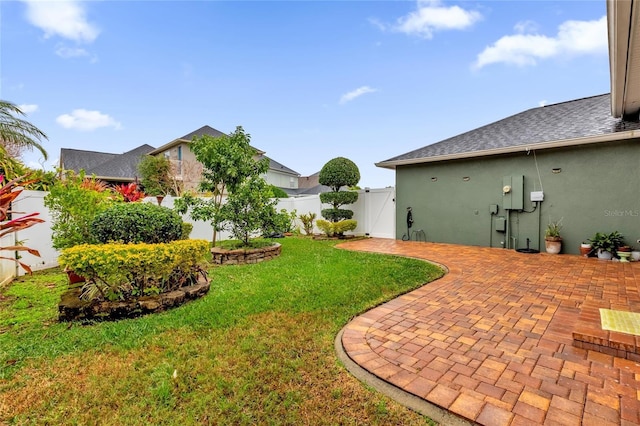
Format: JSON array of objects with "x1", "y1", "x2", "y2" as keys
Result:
[
  {"x1": 608, "y1": 0, "x2": 640, "y2": 118},
  {"x1": 375, "y1": 130, "x2": 640, "y2": 169}
]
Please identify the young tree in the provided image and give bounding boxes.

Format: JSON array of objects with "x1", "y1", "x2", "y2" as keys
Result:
[
  {"x1": 173, "y1": 126, "x2": 269, "y2": 245},
  {"x1": 0, "y1": 100, "x2": 48, "y2": 160},
  {"x1": 319, "y1": 157, "x2": 360, "y2": 222},
  {"x1": 220, "y1": 175, "x2": 277, "y2": 246},
  {"x1": 138, "y1": 155, "x2": 174, "y2": 199}
]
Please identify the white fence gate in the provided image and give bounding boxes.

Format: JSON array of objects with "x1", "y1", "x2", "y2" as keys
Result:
[{"x1": 4, "y1": 187, "x2": 395, "y2": 283}]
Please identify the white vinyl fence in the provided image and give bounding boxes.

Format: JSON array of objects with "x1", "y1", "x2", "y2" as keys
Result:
[{"x1": 4, "y1": 187, "x2": 395, "y2": 283}]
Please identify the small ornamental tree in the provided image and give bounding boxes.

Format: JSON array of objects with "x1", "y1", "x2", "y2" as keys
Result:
[
  {"x1": 319, "y1": 157, "x2": 360, "y2": 223},
  {"x1": 220, "y1": 176, "x2": 278, "y2": 246},
  {"x1": 173, "y1": 126, "x2": 270, "y2": 245},
  {"x1": 138, "y1": 155, "x2": 174, "y2": 198}
]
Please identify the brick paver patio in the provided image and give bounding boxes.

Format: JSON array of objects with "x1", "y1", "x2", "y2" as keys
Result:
[{"x1": 338, "y1": 239, "x2": 640, "y2": 425}]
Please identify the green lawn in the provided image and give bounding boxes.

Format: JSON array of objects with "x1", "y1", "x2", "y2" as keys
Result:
[{"x1": 0, "y1": 237, "x2": 443, "y2": 425}]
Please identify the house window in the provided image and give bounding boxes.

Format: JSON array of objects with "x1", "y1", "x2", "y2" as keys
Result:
[
  {"x1": 164, "y1": 151, "x2": 170, "y2": 159},
  {"x1": 177, "y1": 146, "x2": 182, "y2": 161},
  {"x1": 290, "y1": 177, "x2": 294, "y2": 188}
]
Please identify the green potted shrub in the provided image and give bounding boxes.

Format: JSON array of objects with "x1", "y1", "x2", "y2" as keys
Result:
[
  {"x1": 544, "y1": 219, "x2": 562, "y2": 254},
  {"x1": 588, "y1": 231, "x2": 624, "y2": 260}
]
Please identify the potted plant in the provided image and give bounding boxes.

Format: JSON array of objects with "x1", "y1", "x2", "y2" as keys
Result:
[
  {"x1": 580, "y1": 241, "x2": 592, "y2": 257},
  {"x1": 544, "y1": 218, "x2": 563, "y2": 254},
  {"x1": 588, "y1": 231, "x2": 624, "y2": 260}
]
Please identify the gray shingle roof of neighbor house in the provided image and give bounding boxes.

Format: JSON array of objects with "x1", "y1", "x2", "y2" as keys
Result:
[
  {"x1": 376, "y1": 93, "x2": 640, "y2": 169},
  {"x1": 263, "y1": 156, "x2": 300, "y2": 177},
  {"x1": 60, "y1": 144, "x2": 156, "y2": 180},
  {"x1": 148, "y1": 125, "x2": 266, "y2": 156}
]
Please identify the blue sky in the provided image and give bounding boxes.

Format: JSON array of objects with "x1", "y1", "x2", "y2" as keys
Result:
[{"x1": 2, "y1": 0, "x2": 609, "y2": 188}]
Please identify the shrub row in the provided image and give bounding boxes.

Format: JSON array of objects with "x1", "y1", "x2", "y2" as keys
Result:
[
  {"x1": 316, "y1": 219, "x2": 357, "y2": 237},
  {"x1": 59, "y1": 239, "x2": 210, "y2": 301}
]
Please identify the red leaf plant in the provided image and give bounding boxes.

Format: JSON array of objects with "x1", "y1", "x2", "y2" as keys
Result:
[
  {"x1": 114, "y1": 182, "x2": 146, "y2": 202},
  {"x1": 0, "y1": 174, "x2": 44, "y2": 274}
]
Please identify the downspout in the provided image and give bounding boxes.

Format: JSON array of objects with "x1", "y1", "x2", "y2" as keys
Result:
[{"x1": 505, "y1": 210, "x2": 510, "y2": 249}]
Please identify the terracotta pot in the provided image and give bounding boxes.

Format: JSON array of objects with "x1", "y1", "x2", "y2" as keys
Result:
[
  {"x1": 65, "y1": 269, "x2": 86, "y2": 284},
  {"x1": 579, "y1": 246, "x2": 591, "y2": 257}
]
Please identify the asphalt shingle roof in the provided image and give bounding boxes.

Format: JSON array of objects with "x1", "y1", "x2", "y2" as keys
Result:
[
  {"x1": 378, "y1": 94, "x2": 640, "y2": 166},
  {"x1": 60, "y1": 144, "x2": 155, "y2": 180},
  {"x1": 263, "y1": 156, "x2": 299, "y2": 176},
  {"x1": 178, "y1": 125, "x2": 226, "y2": 141}
]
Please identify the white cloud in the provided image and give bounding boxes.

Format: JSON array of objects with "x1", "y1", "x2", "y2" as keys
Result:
[
  {"x1": 55, "y1": 44, "x2": 98, "y2": 62},
  {"x1": 22, "y1": 0, "x2": 99, "y2": 43},
  {"x1": 56, "y1": 109, "x2": 121, "y2": 131},
  {"x1": 378, "y1": 0, "x2": 482, "y2": 39},
  {"x1": 18, "y1": 104, "x2": 38, "y2": 114},
  {"x1": 339, "y1": 86, "x2": 378, "y2": 104},
  {"x1": 539, "y1": 100, "x2": 547, "y2": 107},
  {"x1": 474, "y1": 15, "x2": 607, "y2": 69},
  {"x1": 55, "y1": 44, "x2": 88, "y2": 58},
  {"x1": 514, "y1": 20, "x2": 539, "y2": 34}
]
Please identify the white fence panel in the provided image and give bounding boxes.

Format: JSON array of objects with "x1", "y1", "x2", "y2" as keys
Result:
[
  {"x1": 14, "y1": 190, "x2": 58, "y2": 276},
  {"x1": 2, "y1": 187, "x2": 395, "y2": 282},
  {"x1": 361, "y1": 188, "x2": 396, "y2": 239},
  {"x1": 0, "y1": 233, "x2": 17, "y2": 286}
]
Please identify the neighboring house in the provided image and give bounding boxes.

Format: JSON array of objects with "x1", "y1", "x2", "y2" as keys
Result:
[
  {"x1": 285, "y1": 171, "x2": 331, "y2": 196},
  {"x1": 59, "y1": 144, "x2": 155, "y2": 186},
  {"x1": 147, "y1": 125, "x2": 300, "y2": 193},
  {"x1": 377, "y1": 3, "x2": 640, "y2": 254}
]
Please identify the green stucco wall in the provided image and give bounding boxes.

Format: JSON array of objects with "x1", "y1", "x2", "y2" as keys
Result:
[{"x1": 395, "y1": 139, "x2": 640, "y2": 254}]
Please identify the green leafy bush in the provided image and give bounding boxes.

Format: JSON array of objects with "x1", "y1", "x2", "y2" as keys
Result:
[
  {"x1": 90, "y1": 202, "x2": 183, "y2": 244},
  {"x1": 316, "y1": 219, "x2": 357, "y2": 237},
  {"x1": 59, "y1": 240, "x2": 210, "y2": 301},
  {"x1": 318, "y1": 157, "x2": 360, "y2": 191},
  {"x1": 320, "y1": 208, "x2": 354, "y2": 222},
  {"x1": 269, "y1": 185, "x2": 289, "y2": 198},
  {"x1": 181, "y1": 222, "x2": 193, "y2": 240},
  {"x1": 45, "y1": 171, "x2": 115, "y2": 249}
]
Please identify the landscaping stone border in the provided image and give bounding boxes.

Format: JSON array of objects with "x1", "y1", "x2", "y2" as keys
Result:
[
  {"x1": 210, "y1": 243, "x2": 281, "y2": 265},
  {"x1": 58, "y1": 277, "x2": 210, "y2": 322}
]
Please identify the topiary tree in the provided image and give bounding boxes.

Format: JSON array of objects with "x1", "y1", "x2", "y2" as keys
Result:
[
  {"x1": 319, "y1": 157, "x2": 360, "y2": 224},
  {"x1": 90, "y1": 202, "x2": 183, "y2": 244}
]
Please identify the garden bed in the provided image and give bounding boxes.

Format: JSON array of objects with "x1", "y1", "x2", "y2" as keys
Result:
[
  {"x1": 58, "y1": 277, "x2": 210, "y2": 322},
  {"x1": 211, "y1": 243, "x2": 281, "y2": 265}
]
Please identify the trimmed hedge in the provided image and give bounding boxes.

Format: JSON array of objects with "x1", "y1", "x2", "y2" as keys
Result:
[
  {"x1": 316, "y1": 219, "x2": 357, "y2": 237},
  {"x1": 59, "y1": 239, "x2": 210, "y2": 301},
  {"x1": 90, "y1": 202, "x2": 183, "y2": 244}
]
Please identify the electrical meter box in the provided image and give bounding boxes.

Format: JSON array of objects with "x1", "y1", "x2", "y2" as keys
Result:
[
  {"x1": 502, "y1": 175, "x2": 524, "y2": 210},
  {"x1": 495, "y1": 217, "x2": 506, "y2": 232}
]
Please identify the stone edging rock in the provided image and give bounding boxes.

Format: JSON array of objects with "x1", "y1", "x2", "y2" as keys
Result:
[
  {"x1": 210, "y1": 243, "x2": 281, "y2": 265},
  {"x1": 58, "y1": 278, "x2": 210, "y2": 322}
]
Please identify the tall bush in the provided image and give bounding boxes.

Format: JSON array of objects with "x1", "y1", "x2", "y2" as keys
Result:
[{"x1": 45, "y1": 171, "x2": 115, "y2": 249}]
